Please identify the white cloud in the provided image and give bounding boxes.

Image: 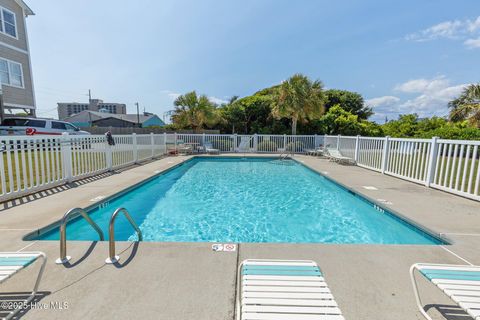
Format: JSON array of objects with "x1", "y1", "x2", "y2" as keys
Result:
[
  {"x1": 405, "y1": 16, "x2": 480, "y2": 49},
  {"x1": 208, "y1": 96, "x2": 228, "y2": 105},
  {"x1": 394, "y1": 76, "x2": 451, "y2": 94},
  {"x1": 168, "y1": 93, "x2": 181, "y2": 100},
  {"x1": 399, "y1": 85, "x2": 465, "y2": 111},
  {"x1": 464, "y1": 37, "x2": 480, "y2": 48},
  {"x1": 368, "y1": 76, "x2": 469, "y2": 122},
  {"x1": 406, "y1": 20, "x2": 465, "y2": 41},
  {"x1": 467, "y1": 16, "x2": 480, "y2": 33},
  {"x1": 160, "y1": 90, "x2": 181, "y2": 101},
  {"x1": 365, "y1": 96, "x2": 400, "y2": 108}
]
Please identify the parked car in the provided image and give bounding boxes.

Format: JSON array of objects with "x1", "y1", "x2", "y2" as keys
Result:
[{"x1": 0, "y1": 117, "x2": 90, "y2": 136}]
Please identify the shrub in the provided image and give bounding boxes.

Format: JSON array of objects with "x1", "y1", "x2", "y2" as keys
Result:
[
  {"x1": 257, "y1": 140, "x2": 278, "y2": 151},
  {"x1": 212, "y1": 139, "x2": 234, "y2": 151},
  {"x1": 286, "y1": 141, "x2": 305, "y2": 152}
]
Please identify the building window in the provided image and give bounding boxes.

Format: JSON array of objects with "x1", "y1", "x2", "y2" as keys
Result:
[
  {"x1": 0, "y1": 58, "x2": 23, "y2": 87},
  {"x1": 0, "y1": 7, "x2": 17, "y2": 38},
  {"x1": 0, "y1": 59, "x2": 9, "y2": 84}
]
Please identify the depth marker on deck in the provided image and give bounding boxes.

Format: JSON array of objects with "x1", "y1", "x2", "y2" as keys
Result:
[
  {"x1": 212, "y1": 244, "x2": 236, "y2": 252},
  {"x1": 377, "y1": 199, "x2": 393, "y2": 205},
  {"x1": 90, "y1": 195, "x2": 106, "y2": 202}
]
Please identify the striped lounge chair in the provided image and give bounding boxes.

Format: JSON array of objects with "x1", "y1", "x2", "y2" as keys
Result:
[
  {"x1": 0, "y1": 252, "x2": 47, "y2": 320},
  {"x1": 410, "y1": 263, "x2": 480, "y2": 320},
  {"x1": 236, "y1": 259, "x2": 344, "y2": 320}
]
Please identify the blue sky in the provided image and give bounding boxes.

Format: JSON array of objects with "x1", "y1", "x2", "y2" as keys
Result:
[{"x1": 27, "y1": 0, "x2": 480, "y2": 123}]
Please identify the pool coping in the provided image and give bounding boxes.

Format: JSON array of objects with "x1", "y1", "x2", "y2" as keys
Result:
[
  {"x1": 22, "y1": 157, "x2": 193, "y2": 241},
  {"x1": 293, "y1": 158, "x2": 452, "y2": 245},
  {"x1": 23, "y1": 154, "x2": 451, "y2": 245}
]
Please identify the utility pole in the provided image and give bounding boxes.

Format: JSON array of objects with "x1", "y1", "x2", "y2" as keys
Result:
[
  {"x1": 88, "y1": 89, "x2": 92, "y2": 103},
  {"x1": 135, "y1": 102, "x2": 140, "y2": 127}
]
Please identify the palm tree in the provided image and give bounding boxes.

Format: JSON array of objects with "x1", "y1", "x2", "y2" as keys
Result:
[
  {"x1": 172, "y1": 91, "x2": 219, "y2": 131},
  {"x1": 272, "y1": 74, "x2": 325, "y2": 135},
  {"x1": 449, "y1": 83, "x2": 480, "y2": 127}
]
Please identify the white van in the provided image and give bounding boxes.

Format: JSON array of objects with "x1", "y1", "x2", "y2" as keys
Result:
[{"x1": 0, "y1": 117, "x2": 90, "y2": 136}]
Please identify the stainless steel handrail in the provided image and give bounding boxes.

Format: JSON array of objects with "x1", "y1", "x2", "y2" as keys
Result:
[
  {"x1": 105, "y1": 207, "x2": 143, "y2": 264},
  {"x1": 55, "y1": 207, "x2": 105, "y2": 264},
  {"x1": 279, "y1": 148, "x2": 295, "y2": 160}
]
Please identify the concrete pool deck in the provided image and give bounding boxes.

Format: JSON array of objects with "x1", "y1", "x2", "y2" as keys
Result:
[{"x1": 0, "y1": 154, "x2": 479, "y2": 319}]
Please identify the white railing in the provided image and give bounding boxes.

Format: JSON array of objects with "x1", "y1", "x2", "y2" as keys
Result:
[
  {"x1": 356, "y1": 137, "x2": 384, "y2": 172},
  {"x1": 1, "y1": 132, "x2": 478, "y2": 203},
  {"x1": 325, "y1": 135, "x2": 480, "y2": 202},
  {"x1": 0, "y1": 133, "x2": 168, "y2": 202},
  {"x1": 431, "y1": 139, "x2": 480, "y2": 200}
]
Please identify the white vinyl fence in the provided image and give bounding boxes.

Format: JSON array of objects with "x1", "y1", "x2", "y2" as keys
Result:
[
  {"x1": 1, "y1": 132, "x2": 479, "y2": 203},
  {"x1": 328, "y1": 135, "x2": 480, "y2": 202},
  {"x1": 0, "y1": 133, "x2": 167, "y2": 202},
  {"x1": 173, "y1": 133, "x2": 324, "y2": 153}
]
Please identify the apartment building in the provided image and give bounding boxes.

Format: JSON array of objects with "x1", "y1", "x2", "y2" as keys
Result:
[
  {"x1": 57, "y1": 99, "x2": 127, "y2": 120},
  {"x1": 0, "y1": 0, "x2": 35, "y2": 120}
]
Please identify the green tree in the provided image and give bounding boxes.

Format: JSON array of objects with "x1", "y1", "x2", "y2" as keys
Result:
[
  {"x1": 272, "y1": 74, "x2": 325, "y2": 135},
  {"x1": 449, "y1": 83, "x2": 480, "y2": 127},
  {"x1": 325, "y1": 89, "x2": 373, "y2": 119},
  {"x1": 381, "y1": 114, "x2": 419, "y2": 137},
  {"x1": 171, "y1": 91, "x2": 221, "y2": 131},
  {"x1": 318, "y1": 105, "x2": 382, "y2": 136}
]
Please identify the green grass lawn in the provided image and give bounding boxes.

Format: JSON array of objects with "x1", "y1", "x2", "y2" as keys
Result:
[{"x1": 1, "y1": 147, "x2": 158, "y2": 195}]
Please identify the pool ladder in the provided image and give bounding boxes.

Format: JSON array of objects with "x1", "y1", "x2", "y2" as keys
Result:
[
  {"x1": 56, "y1": 208, "x2": 104, "y2": 264},
  {"x1": 279, "y1": 149, "x2": 295, "y2": 160},
  {"x1": 56, "y1": 207, "x2": 142, "y2": 265},
  {"x1": 105, "y1": 207, "x2": 143, "y2": 264}
]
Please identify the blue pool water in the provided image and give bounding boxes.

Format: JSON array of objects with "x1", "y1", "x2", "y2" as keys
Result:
[{"x1": 32, "y1": 157, "x2": 443, "y2": 244}]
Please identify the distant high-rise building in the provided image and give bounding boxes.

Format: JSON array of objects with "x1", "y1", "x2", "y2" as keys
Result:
[{"x1": 57, "y1": 99, "x2": 127, "y2": 120}]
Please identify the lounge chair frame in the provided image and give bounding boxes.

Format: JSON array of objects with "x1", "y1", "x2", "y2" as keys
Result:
[
  {"x1": 410, "y1": 262, "x2": 480, "y2": 320},
  {"x1": 325, "y1": 148, "x2": 355, "y2": 165},
  {"x1": 203, "y1": 141, "x2": 220, "y2": 154},
  {"x1": 305, "y1": 147, "x2": 324, "y2": 156},
  {"x1": 0, "y1": 252, "x2": 47, "y2": 320}
]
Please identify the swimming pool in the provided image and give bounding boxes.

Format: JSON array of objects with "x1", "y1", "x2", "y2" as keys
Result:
[{"x1": 28, "y1": 157, "x2": 444, "y2": 244}]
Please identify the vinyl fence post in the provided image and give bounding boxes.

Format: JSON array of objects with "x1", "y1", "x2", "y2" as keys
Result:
[
  {"x1": 202, "y1": 133, "x2": 206, "y2": 147},
  {"x1": 425, "y1": 136, "x2": 439, "y2": 187},
  {"x1": 105, "y1": 142, "x2": 113, "y2": 171},
  {"x1": 253, "y1": 134, "x2": 258, "y2": 152},
  {"x1": 337, "y1": 135, "x2": 341, "y2": 151},
  {"x1": 354, "y1": 135, "x2": 360, "y2": 163},
  {"x1": 132, "y1": 133, "x2": 138, "y2": 163},
  {"x1": 150, "y1": 132, "x2": 155, "y2": 158},
  {"x1": 163, "y1": 132, "x2": 167, "y2": 155},
  {"x1": 381, "y1": 136, "x2": 390, "y2": 174},
  {"x1": 60, "y1": 133, "x2": 73, "y2": 183},
  {"x1": 174, "y1": 132, "x2": 178, "y2": 154},
  {"x1": 283, "y1": 134, "x2": 287, "y2": 152}
]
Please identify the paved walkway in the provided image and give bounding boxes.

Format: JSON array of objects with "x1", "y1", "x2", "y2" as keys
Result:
[{"x1": 0, "y1": 154, "x2": 479, "y2": 320}]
